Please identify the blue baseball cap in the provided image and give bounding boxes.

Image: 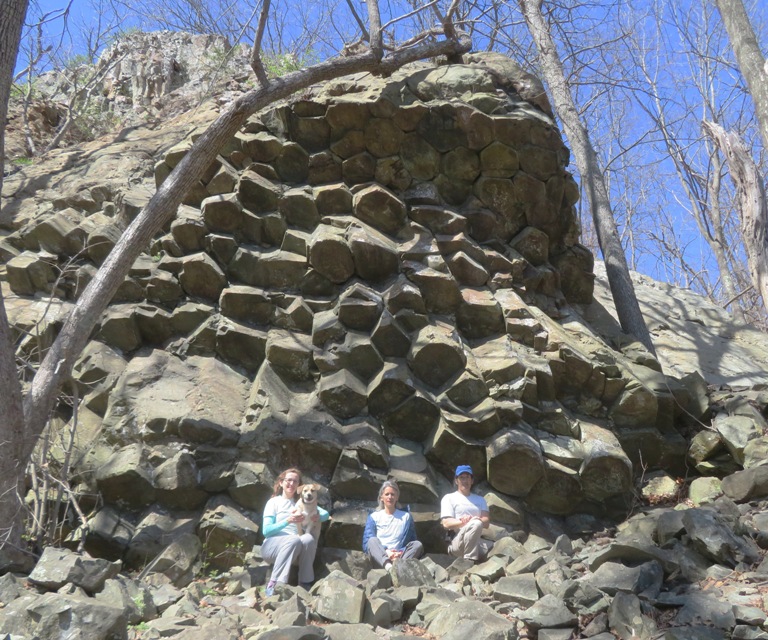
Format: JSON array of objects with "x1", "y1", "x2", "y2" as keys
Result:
[{"x1": 455, "y1": 465, "x2": 473, "y2": 477}]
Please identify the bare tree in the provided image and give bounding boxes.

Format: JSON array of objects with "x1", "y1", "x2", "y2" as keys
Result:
[
  {"x1": 0, "y1": 0, "x2": 32, "y2": 570},
  {"x1": 619, "y1": 0, "x2": 763, "y2": 322},
  {"x1": 477, "y1": 0, "x2": 764, "y2": 326},
  {"x1": 517, "y1": 0, "x2": 656, "y2": 355},
  {"x1": 0, "y1": 0, "x2": 470, "y2": 567},
  {"x1": 709, "y1": 0, "x2": 768, "y2": 317},
  {"x1": 10, "y1": 0, "x2": 128, "y2": 157},
  {"x1": 714, "y1": 0, "x2": 768, "y2": 152},
  {"x1": 704, "y1": 121, "x2": 768, "y2": 316},
  {"x1": 632, "y1": 39, "x2": 746, "y2": 320}
]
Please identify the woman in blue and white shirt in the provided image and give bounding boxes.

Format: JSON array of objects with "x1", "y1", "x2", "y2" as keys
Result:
[
  {"x1": 262, "y1": 468, "x2": 329, "y2": 595},
  {"x1": 362, "y1": 480, "x2": 424, "y2": 570}
]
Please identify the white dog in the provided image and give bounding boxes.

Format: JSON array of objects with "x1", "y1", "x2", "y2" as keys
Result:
[{"x1": 293, "y1": 483, "x2": 322, "y2": 541}]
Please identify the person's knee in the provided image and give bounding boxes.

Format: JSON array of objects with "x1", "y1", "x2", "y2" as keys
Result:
[
  {"x1": 300, "y1": 533, "x2": 317, "y2": 546},
  {"x1": 467, "y1": 518, "x2": 483, "y2": 534},
  {"x1": 412, "y1": 541, "x2": 425, "y2": 557},
  {"x1": 286, "y1": 536, "x2": 303, "y2": 552}
]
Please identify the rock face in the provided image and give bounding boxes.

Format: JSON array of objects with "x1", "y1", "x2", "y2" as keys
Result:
[{"x1": 1, "y1": 45, "x2": 754, "y2": 564}]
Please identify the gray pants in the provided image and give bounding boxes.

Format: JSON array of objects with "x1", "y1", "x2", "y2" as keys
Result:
[
  {"x1": 366, "y1": 537, "x2": 424, "y2": 568},
  {"x1": 262, "y1": 533, "x2": 318, "y2": 584},
  {"x1": 447, "y1": 519, "x2": 492, "y2": 561}
]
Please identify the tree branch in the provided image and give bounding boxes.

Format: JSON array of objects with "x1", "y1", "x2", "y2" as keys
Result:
[{"x1": 249, "y1": 0, "x2": 271, "y2": 87}]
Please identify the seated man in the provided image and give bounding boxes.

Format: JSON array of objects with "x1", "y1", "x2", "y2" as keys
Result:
[{"x1": 440, "y1": 465, "x2": 492, "y2": 562}]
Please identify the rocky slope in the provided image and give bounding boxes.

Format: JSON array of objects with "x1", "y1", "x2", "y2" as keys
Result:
[{"x1": 3, "y1": 31, "x2": 768, "y2": 640}]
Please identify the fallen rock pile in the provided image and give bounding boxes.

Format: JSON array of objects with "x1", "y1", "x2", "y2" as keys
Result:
[{"x1": 3, "y1": 488, "x2": 768, "y2": 640}]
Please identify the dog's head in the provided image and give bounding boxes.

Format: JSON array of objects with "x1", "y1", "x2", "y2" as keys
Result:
[{"x1": 298, "y1": 483, "x2": 318, "y2": 505}]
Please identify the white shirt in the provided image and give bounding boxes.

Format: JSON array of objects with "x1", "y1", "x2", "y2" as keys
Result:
[
  {"x1": 369, "y1": 509, "x2": 410, "y2": 550},
  {"x1": 440, "y1": 491, "x2": 488, "y2": 521},
  {"x1": 264, "y1": 495, "x2": 298, "y2": 536}
]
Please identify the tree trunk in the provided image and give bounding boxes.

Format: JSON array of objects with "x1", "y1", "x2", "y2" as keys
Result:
[
  {"x1": 714, "y1": 0, "x2": 768, "y2": 152},
  {"x1": 0, "y1": 25, "x2": 470, "y2": 557},
  {"x1": 0, "y1": 0, "x2": 32, "y2": 569},
  {"x1": 704, "y1": 120, "x2": 768, "y2": 315},
  {"x1": 517, "y1": 0, "x2": 656, "y2": 356}
]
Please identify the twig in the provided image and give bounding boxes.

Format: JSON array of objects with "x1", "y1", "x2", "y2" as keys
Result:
[
  {"x1": 345, "y1": 0, "x2": 370, "y2": 42},
  {"x1": 381, "y1": 0, "x2": 441, "y2": 32}
]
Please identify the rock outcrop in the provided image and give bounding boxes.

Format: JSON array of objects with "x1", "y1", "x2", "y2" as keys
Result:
[
  {"x1": 0, "y1": 48, "x2": 740, "y2": 551},
  {"x1": 4, "y1": 30, "x2": 768, "y2": 640},
  {"x1": 5, "y1": 51, "x2": 663, "y2": 548}
]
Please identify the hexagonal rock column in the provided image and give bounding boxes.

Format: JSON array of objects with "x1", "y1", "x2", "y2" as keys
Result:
[
  {"x1": 380, "y1": 391, "x2": 440, "y2": 442},
  {"x1": 407, "y1": 323, "x2": 467, "y2": 389},
  {"x1": 526, "y1": 458, "x2": 583, "y2": 515},
  {"x1": 237, "y1": 168, "x2": 281, "y2": 212},
  {"x1": 425, "y1": 420, "x2": 487, "y2": 482},
  {"x1": 455, "y1": 288, "x2": 505, "y2": 339},
  {"x1": 154, "y1": 450, "x2": 208, "y2": 509},
  {"x1": 197, "y1": 495, "x2": 261, "y2": 571},
  {"x1": 265, "y1": 329, "x2": 314, "y2": 381},
  {"x1": 486, "y1": 428, "x2": 545, "y2": 497},
  {"x1": 368, "y1": 362, "x2": 416, "y2": 417},
  {"x1": 319, "y1": 369, "x2": 368, "y2": 419},
  {"x1": 178, "y1": 252, "x2": 227, "y2": 301},
  {"x1": 337, "y1": 284, "x2": 384, "y2": 332},
  {"x1": 6, "y1": 251, "x2": 57, "y2": 295},
  {"x1": 347, "y1": 223, "x2": 399, "y2": 282},
  {"x1": 352, "y1": 184, "x2": 407, "y2": 235},
  {"x1": 201, "y1": 192, "x2": 242, "y2": 233},
  {"x1": 578, "y1": 421, "x2": 633, "y2": 501},
  {"x1": 227, "y1": 461, "x2": 275, "y2": 511},
  {"x1": 309, "y1": 224, "x2": 355, "y2": 284},
  {"x1": 96, "y1": 443, "x2": 156, "y2": 509}
]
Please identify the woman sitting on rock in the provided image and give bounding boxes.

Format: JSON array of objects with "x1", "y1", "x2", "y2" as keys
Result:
[
  {"x1": 262, "y1": 468, "x2": 329, "y2": 596},
  {"x1": 362, "y1": 479, "x2": 424, "y2": 570}
]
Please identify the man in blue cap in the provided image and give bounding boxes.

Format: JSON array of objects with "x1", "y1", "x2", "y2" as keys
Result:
[{"x1": 440, "y1": 464, "x2": 492, "y2": 562}]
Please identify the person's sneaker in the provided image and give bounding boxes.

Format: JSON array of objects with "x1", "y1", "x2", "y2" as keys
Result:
[
  {"x1": 265, "y1": 581, "x2": 276, "y2": 597},
  {"x1": 384, "y1": 561, "x2": 393, "y2": 571}
]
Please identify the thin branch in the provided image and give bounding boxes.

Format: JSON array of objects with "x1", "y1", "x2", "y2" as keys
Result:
[
  {"x1": 344, "y1": 0, "x2": 369, "y2": 42},
  {"x1": 381, "y1": 0, "x2": 440, "y2": 33},
  {"x1": 723, "y1": 284, "x2": 754, "y2": 308},
  {"x1": 250, "y1": 0, "x2": 272, "y2": 87}
]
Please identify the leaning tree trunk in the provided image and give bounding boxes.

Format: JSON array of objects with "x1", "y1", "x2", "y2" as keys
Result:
[
  {"x1": 714, "y1": 0, "x2": 768, "y2": 152},
  {"x1": 518, "y1": 0, "x2": 656, "y2": 356},
  {"x1": 703, "y1": 121, "x2": 768, "y2": 315},
  {"x1": 0, "y1": 0, "x2": 31, "y2": 569},
  {"x1": 0, "y1": 0, "x2": 29, "y2": 198}
]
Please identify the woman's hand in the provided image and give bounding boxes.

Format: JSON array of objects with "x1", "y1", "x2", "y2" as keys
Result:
[{"x1": 288, "y1": 513, "x2": 304, "y2": 523}]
